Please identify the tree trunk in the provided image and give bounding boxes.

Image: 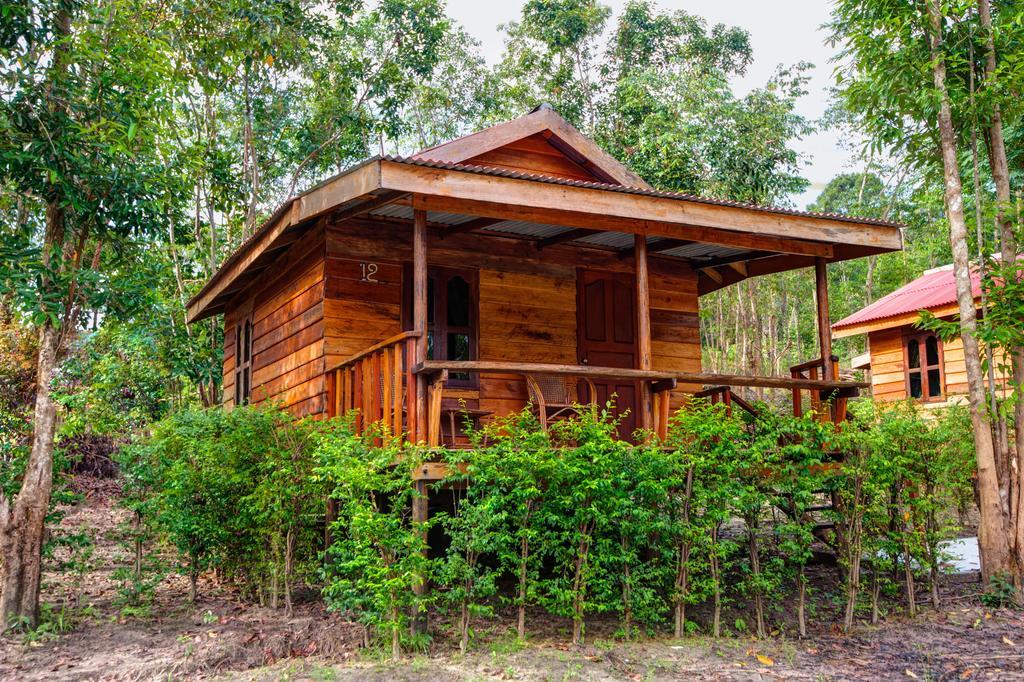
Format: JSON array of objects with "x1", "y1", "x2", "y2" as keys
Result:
[
  {"x1": 673, "y1": 467, "x2": 694, "y2": 638},
  {"x1": 977, "y1": 0, "x2": 1015, "y2": 260},
  {"x1": 459, "y1": 598, "x2": 469, "y2": 655},
  {"x1": 927, "y1": 0, "x2": 1016, "y2": 585},
  {"x1": 871, "y1": 565, "x2": 880, "y2": 625},
  {"x1": 391, "y1": 604, "x2": 401, "y2": 660},
  {"x1": 284, "y1": 526, "x2": 294, "y2": 616},
  {"x1": 0, "y1": 6, "x2": 72, "y2": 633},
  {"x1": 978, "y1": 0, "x2": 1024, "y2": 573},
  {"x1": 133, "y1": 512, "x2": 142, "y2": 580},
  {"x1": 189, "y1": 564, "x2": 198, "y2": 603},
  {"x1": 621, "y1": 534, "x2": 632, "y2": 637},
  {"x1": 0, "y1": 322, "x2": 60, "y2": 629},
  {"x1": 797, "y1": 568, "x2": 807, "y2": 638},
  {"x1": 899, "y1": 519, "x2": 917, "y2": 617},
  {"x1": 571, "y1": 527, "x2": 591, "y2": 646},
  {"x1": 517, "y1": 533, "x2": 529, "y2": 640},
  {"x1": 747, "y1": 517, "x2": 766, "y2": 638},
  {"x1": 710, "y1": 525, "x2": 721, "y2": 638}
]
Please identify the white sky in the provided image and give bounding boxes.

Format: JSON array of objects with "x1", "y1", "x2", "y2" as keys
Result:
[{"x1": 445, "y1": 0, "x2": 857, "y2": 208}]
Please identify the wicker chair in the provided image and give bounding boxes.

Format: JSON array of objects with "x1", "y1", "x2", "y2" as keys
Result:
[{"x1": 525, "y1": 374, "x2": 598, "y2": 431}]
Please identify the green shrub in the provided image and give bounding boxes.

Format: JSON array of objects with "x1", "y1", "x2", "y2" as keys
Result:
[
  {"x1": 316, "y1": 423, "x2": 432, "y2": 660},
  {"x1": 664, "y1": 397, "x2": 746, "y2": 638},
  {"x1": 122, "y1": 403, "x2": 325, "y2": 603},
  {"x1": 452, "y1": 408, "x2": 558, "y2": 642},
  {"x1": 120, "y1": 394, "x2": 977, "y2": 649}
]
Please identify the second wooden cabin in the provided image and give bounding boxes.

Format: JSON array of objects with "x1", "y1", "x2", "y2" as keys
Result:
[{"x1": 834, "y1": 262, "x2": 1012, "y2": 407}]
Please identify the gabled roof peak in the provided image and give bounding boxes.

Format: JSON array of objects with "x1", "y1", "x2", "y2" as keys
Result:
[{"x1": 412, "y1": 105, "x2": 651, "y2": 189}]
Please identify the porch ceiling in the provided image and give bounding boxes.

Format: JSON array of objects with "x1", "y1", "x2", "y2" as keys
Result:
[{"x1": 367, "y1": 202, "x2": 747, "y2": 263}]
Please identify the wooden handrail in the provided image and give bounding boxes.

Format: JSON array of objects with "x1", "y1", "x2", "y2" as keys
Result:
[
  {"x1": 790, "y1": 355, "x2": 848, "y2": 424},
  {"x1": 414, "y1": 360, "x2": 867, "y2": 392},
  {"x1": 789, "y1": 355, "x2": 839, "y2": 373},
  {"x1": 694, "y1": 385, "x2": 760, "y2": 419},
  {"x1": 332, "y1": 331, "x2": 421, "y2": 371}
]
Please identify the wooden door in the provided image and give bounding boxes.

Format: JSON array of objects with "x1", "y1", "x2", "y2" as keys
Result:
[{"x1": 577, "y1": 269, "x2": 638, "y2": 438}]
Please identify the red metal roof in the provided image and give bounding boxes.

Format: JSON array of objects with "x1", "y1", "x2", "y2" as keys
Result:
[{"x1": 832, "y1": 264, "x2": 981, "y2": 331}]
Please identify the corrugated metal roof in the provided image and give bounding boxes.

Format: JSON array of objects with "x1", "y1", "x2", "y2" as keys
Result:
[
  {"x1": 190, "y1": 146, "x2": 903, "y2": 317},
  {"x1": 479, "y1": 221, "x2": 568, "y2": 239},
  {"x1": 662, "y1": 244, "x2": 745, "y2": 260},
  {"x1": 575, "y1": 231, "x2": 635, "y2": 248},
  {"x1": 369, "y1": 200, "x2": 762, "y2": 259},
  {"x1": 369, "y1": 203, "x2": 476, "y2": 225},
  {"x1": 832, "y1": 264, "x2": 981, "y2": 330}
]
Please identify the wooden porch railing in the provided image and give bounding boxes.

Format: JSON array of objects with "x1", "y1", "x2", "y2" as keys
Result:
[
  {"x1": 790, "y1": 355, "x2": 851, "y2": 423},
  {"x1": 329, "y1": 331, "x2": 421, "y2": 440},
  {"x1": 328, "y1": 345, "x2": 866, "y2": 460},
  {"x1": 693, "y1": 385, "x2": 759, "y2": 420}
]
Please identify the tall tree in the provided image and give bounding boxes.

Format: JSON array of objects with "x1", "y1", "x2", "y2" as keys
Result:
[
  {"x1": 492, "y1": 0, "x2": 611, "y2": 127},
  {"x1": 925, "y1": 0, "x2": 1014, "y2": 583},
  {"x1": 830, "y1": 0, "x2": 1022, "y2": 586},
  {"x1": 976, "y1": 0, "x2": 1024, "y2": 536},
  {"x1": 0, "y1": 0, "x2": 182, "y2": 626}
]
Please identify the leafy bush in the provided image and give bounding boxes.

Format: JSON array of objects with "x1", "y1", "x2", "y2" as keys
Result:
[
  {"x1": 122, "y1": 394, "x2": 976, "y2": 654},
  {"x1": 316, "y1": 423, "x2": 432, "y2": 659},
  {"x1": 122, "y1": 404, "x2": 326, "y2": 603}
]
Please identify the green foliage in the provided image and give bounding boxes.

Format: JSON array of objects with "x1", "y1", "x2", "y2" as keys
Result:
[
  {"x1": 118, "y1": 394, "x2": 977, "y2": 651},
  {"x1": 981, "y1": 572, "x2": 1019, "y2": 608},
  {"x1": 17, "y1": 602, "x2": 76, "y2": 643},
  {"x1": 665, "y1": 398, "x2": 746, "y2": 637},
  {"x1": 541, "y1": 407, "x2": 633, "y2": 644},
  {"x1": 122, "y1": 404, "x2": 326, "y2": 603},
  {"x1": 435, "y1": 458, "x2": 506, "y2": 654},
  {"x1": 317, "y1": 425, "x2": 431, "y2": 659},
  {"x1": 831, "y1": 399, "x2": 975, "y2": 628},
  {"x1": 451, "y1": 408, "x2": 557, "y2": 641}
]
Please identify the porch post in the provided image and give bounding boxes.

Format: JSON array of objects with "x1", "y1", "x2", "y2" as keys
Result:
[
  {"x1": 413, "y1": 208, "x2": 429, "y2": 442},
  {"x1": 635, "y1": 234, "x2": 654, "y2": 431},
  {"x1": 411, "y1": 208, "x2": 430, "y2": 635},
  {"x1": 814, "y1": 257, "x2": 834, "y2": 382}
]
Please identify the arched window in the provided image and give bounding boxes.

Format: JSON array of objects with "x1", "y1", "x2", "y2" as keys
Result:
[
  {"x1": 904, "y1": 333, "x2": 944, "y2": 401},
  {"x1": 403, "y1": 265, "x2": 478, "y2": 386}
]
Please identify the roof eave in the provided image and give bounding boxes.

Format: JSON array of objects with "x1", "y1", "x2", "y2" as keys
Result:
[
  {"x1": 186, "y1": 158, "x2": 384, "y2": 323},
  {"x1": 188, "y1": 157, "x2": 905, "y2": 323}
]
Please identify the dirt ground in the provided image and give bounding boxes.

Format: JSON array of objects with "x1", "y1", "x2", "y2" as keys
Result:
[{"x1": 2, "y1": 479, "x2": 1023, "y2": 681}]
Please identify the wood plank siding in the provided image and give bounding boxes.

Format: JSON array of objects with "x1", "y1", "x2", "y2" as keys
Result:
[
  {"x1": 464, "y1": 133, "x2": 606, "y2": 183},
  {"x1": 867, "y1": 324, "x2": 998, "y2": 404},
  {"x1": 320, "y1": 220, "x2": 700, "y2": 420},
  {"x1": 223, "y1": 224, "x2": 327, "y2": 418}
]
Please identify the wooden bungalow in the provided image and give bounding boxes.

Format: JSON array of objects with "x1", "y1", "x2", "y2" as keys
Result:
[
  {"x1": 833, "y1": 262, "x2": 1009, "y2": 406},
  {"x1": 186, "y1": 104, "x2": 904, "y2": 466}
]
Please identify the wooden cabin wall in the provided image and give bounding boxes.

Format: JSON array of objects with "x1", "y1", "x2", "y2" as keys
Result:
[
  {"x1": 324, "y1": 219, "x2": 700, "y2": 419},
  {"x1": 868, "y1": 324, "x2": 982, "y2": 403},
  {"x1": 866, "y1": 327, "x2": 905, "y2": 401},
  {"x1": 464, "y1": 133, "x2": 603, "y2": 183},
  {"x1": 222, "y1": 224, "x2": 327, "y2": 418}
]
